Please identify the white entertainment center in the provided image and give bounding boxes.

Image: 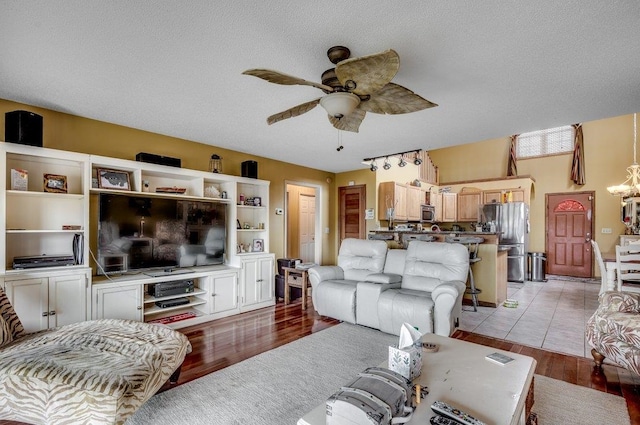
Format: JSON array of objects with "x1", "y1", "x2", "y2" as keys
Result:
[{"x1": 0, "y1": 142, "x2": 274, "y2": 331}]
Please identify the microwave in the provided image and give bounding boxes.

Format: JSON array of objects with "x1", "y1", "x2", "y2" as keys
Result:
[{"x1": 421, "y1": 204, "x2": 436, "y2": 223}]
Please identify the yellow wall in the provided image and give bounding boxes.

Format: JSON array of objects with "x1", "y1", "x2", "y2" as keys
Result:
[
  {"x1": 0, "y1": 99, "x2": 338, "y2": 264},
  {"x1": 429, "y1": 114, "x2": 635, "y2": 277}
]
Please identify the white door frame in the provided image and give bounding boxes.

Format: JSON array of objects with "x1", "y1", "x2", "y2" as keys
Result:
[{"x1": 284, "y1": 181, "x2": 322, "y2": 264}]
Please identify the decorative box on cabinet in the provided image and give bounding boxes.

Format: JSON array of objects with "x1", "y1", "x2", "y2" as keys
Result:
[
  {"x1": 3, "y1": 269, "x2": 90, "y2": 333},
  {"x1": 240, "y1": 254, "x2": 275, "y2": 310}
]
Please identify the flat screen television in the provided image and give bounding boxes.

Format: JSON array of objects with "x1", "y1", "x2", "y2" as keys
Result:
[{"x1": 97, "y1": 193, "x2": 226, "y2": 274}]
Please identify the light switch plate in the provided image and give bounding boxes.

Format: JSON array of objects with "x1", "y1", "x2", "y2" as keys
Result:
[{"x1": 601, "y1": 228, "x2": 612, "y2": 234}]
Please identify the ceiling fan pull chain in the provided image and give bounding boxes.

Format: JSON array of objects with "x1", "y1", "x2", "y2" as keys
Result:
[{"x1": 336, "y1": 130, "x2": 344, "y2": 151}]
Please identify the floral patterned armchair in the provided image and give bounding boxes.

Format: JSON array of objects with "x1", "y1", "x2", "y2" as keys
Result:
[{"x1": 586, "y1": 291, "x2": 640, "y2": 375}]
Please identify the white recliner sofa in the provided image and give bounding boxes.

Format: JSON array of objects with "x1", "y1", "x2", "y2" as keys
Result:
[{"x1": 309, "y1": 238, "x2": 469, "y2": 336}]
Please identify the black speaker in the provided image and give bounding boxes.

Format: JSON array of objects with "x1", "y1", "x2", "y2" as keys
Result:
[
  {"x1": 136, "y1": 152, "x2": 181, "y2": 168},
  {"x1": 241, "y1": 160, "x2": 258, "y2": 179},
  {"x1": 5, "y1": 110, "x2": 43, "y2": 147}
]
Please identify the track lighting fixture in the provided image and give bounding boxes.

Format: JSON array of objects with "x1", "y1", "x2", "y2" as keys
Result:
[
  {"x1": 414, "y1": 151, "x2": 423, "y2": 165},
  {"x1": 363, "y1": 149, "x2": 423, "y2": 172}
]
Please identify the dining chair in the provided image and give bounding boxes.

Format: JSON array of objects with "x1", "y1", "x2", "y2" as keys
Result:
[
  {"x1": 591, "y1": 240, "x2": 609, "y2": 294},
  {"x1": 615, "y1": 244, "x2": 640, "y2": 293}
]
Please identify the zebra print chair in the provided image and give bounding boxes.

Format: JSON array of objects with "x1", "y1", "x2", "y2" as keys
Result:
[{"x1": 0, "y1": 287, "x2": 191, "y2": 424}]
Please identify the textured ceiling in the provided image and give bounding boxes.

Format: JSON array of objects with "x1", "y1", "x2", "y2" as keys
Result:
[{"x1": 1, "y1": 1, "x2": 640, "y2": 173}]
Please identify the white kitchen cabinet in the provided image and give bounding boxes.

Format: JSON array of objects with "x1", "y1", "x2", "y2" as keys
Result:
[
  {"x1": 240, "y1": 254, "x2": 275, "y2": 310},
  {"x1": 4, "y1": 270, "x2": 89, "y2": 333}
]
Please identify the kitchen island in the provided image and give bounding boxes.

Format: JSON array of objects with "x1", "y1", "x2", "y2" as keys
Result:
[{"x1": 369, "y1": 230, "x2": 508, "y2": 307}]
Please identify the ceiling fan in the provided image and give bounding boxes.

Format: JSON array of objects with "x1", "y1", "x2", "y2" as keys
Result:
[{"x1": 242, "y1": 46, "x2": 438, "y2": 133}]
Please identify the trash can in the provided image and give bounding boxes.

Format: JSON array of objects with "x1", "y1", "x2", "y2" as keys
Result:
[{"x1": 528, "y1": 252, "x2": 547, "y2": 282}]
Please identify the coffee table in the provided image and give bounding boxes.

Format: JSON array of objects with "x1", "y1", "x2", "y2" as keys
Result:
[{"x1": 298, "y1": 333, "x2": 536, "y2": 425}]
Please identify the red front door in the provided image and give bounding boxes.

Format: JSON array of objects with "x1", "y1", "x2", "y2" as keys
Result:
[{"x1": 546, "y1": 192, "x2": 594, "y2": 277}]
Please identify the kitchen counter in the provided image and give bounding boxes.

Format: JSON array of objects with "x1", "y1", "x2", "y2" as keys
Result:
[{"x1": 368, "y1": 230, "x2": 507, "y2": 308}]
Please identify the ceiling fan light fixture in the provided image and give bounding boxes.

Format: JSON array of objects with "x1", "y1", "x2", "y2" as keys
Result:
[{"x1": 319, "y1": 92, "x2": 360, "y2": 119}]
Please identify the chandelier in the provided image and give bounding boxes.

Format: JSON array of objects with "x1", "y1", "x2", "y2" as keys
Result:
[{"x1": 607, "y1": 113, "x2": 640, "y2": 197}]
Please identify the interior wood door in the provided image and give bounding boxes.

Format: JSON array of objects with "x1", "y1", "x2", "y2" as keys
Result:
[
  {"x1": 546, "y1": 192, "x2": 594, "y2": 278},
  {"x1": 339, "y1": 185, "x2": 366, "y2": 244},
  {"x1": 299, "y1": 193, "x2": 315, "y2": 262}
]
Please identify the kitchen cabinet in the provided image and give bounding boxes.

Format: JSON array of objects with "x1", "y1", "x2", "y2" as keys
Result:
[
  {"x1": 482, "y1": 188, "x2": 526, "y2": 204},
  {"x1": 378, "y1": 182, "x2": 407, "y2": 221},
  {"x1": 457, "y1": 192, "x2": 482, "y2": 222},
  {"x1": 405, "y1": 185, "x2": 422, "y2": 221},
  {"x1": 4, "y1": 271, "x2": 89, "y2": 333},
  {"x1": 433, "y1": 192, "x2": 457, "y2": 222}
]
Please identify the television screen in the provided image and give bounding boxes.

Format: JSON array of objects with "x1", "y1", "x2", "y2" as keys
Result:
[{"x1": 97, "y1": 194, "x2": 226, "y2": 273}]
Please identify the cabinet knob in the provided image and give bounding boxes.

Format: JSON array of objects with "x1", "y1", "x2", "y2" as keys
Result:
[
  {"x1": 137, "y1": 306, "x2": 142, "y2": 310},
  {"x1": 49, "y1": 311, "x2": 56, "y2": 316},
  {"x1": 211, "y1": 293, "x2": 216, "y2": 297},
  {"x1": 42, "y1": 312, "x2": 49, "y2": 317}
]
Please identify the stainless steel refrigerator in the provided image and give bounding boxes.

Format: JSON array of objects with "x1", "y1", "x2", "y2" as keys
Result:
[{"x1": 480, "y1": 202, "x2": 530, "y2": 282}]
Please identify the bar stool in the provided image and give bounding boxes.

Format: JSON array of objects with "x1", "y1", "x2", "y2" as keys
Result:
[{"x1": 445, "y1": 235, "x2": 484, "y2": 311}]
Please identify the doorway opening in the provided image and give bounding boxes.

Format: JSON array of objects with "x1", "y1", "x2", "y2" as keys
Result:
[{"x1": 285, "y1": 182, "x2": 321, "y2": 264}]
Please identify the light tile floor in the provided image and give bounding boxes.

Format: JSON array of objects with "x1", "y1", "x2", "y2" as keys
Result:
[{"x1": 459, "y1": 276, "x2": 601, "y2": 358}]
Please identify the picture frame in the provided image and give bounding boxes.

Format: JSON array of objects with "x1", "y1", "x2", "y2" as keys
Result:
[
  {"x1": 43, "y1": 173, "x2": 68, "y2": 193},
  {"x1": 252, "y1": 239, "x2": 264, "y2": 252},
  {"x1": 253, "y1": 197, "x2": 262, "y2": 207},
  {"x1": 97, "y1": 168, "x2": 131, "y2": 191}
]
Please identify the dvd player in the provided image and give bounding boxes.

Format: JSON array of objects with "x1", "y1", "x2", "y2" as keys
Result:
[
  {"x1": 13, "y1": 254, "x2": 75, "y2": 269},
  {"x1": 148, "y1": 280, "x2": 195, "y2": 297},
  {"x1": 155, "y1": 297, "x2": 190, "y2": 308}
]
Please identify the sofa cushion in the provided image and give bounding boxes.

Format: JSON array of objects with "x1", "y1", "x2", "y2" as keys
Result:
[
  {"x1": 314, "y1": 281, "x2": 358, "y2": 323},
  {"x1": 378, "y1": 289, "x2": 434, "y2": 336},
  {"x1": 402, "y1": 241, "x2": 468, "y2": 292},
  {"x1": 338, "y1": 238, "x2": 388, "y2": 282},
  {"x1": 365, "y1": 273, "x2": 402, "y2": 284},
  {"x1": 383, "y1": 249, "x2": 406, "y2": 275}
]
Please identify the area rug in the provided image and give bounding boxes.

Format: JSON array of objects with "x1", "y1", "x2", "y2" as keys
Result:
[{"x1": 126, "y1": 323, "x2": 630, "y2": 425}]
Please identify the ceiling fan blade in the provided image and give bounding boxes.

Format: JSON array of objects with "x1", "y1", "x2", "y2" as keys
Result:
[
  {"x1": 360, "y1": 82, "x2": 438, "y2": 115},
  {"x1": 335, "y1": 49, "x2": 399, "y2": 96},
  {"x1": 243, "y1": 69, "x2": 333, "y2": 92},
  {"x1": 267, "y1": 98, "x2": 321, "y2": 125},
  {"x1": 328, "y1": 107, "x2": 366, "y2": 133}
]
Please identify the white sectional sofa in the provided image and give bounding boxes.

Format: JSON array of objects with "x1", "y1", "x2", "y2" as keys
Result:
[{"x1": 309, "y1": 238, "x2": 469, "y2": 336}]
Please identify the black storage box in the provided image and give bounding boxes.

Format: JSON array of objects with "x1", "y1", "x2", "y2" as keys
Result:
[
  {"x1": 275, "y1": 275, "x2": 302, "y2": 301},
  {"x1": 5, "y1": 110, "x2": 43, "y2": 147},
  {"x1": 277, "y1": 257, "x2": 301, "y2": 276},
  {"x1": 136, "y1": 152, "x2": 182, "y2": 168}
]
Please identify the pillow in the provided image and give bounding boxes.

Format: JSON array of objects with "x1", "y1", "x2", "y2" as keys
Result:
[{"x1": 0, "y1": 316, "x2": 13, "y2": 348}]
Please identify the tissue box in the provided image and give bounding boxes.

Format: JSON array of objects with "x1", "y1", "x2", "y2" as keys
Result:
[{"x1": 388, "y1": 343, "x2": 422, "y2": 380}]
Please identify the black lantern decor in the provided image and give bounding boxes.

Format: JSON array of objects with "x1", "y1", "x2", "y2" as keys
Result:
[{"x1": 209, "y1": 154, "x2": 222, "y2": 173}]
